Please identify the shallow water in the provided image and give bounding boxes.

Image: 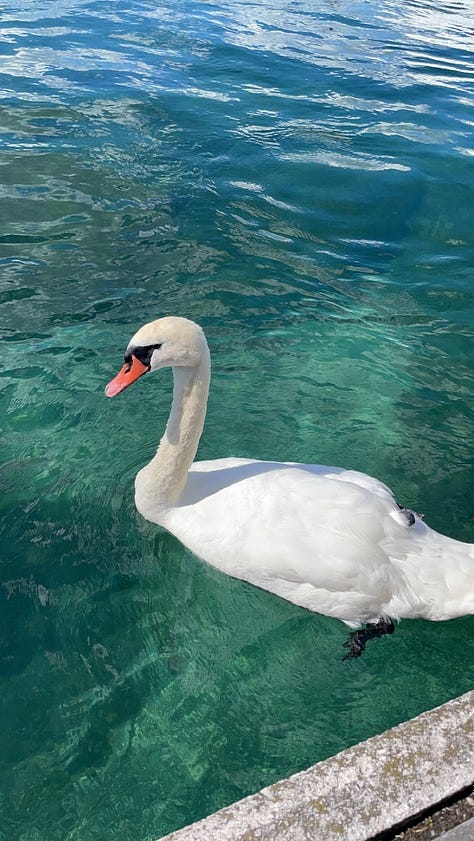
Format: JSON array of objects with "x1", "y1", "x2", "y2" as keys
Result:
[{"x1": 1, "y1": 1, "x2": 473, "y2": 839}]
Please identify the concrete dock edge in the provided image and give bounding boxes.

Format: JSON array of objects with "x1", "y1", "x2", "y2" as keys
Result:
[
  {"x1": 158, "y1": 690, "x2": 473, "y2": 841},
  {"x1": 436, "y1": 816, "x2": 474, "y2": 841}
]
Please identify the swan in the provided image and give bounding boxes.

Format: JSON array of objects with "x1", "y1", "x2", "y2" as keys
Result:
[{"x1": 105, "y1": 316, "x2": 474, "y2": 658}]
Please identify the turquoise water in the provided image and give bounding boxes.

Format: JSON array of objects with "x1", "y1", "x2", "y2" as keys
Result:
[{"x1": 1, "y1": 1, "x2": 474, "y2": 839}]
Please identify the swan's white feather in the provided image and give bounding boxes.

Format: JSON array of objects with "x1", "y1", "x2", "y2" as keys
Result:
[
  {"x1": 106, "y1": 316, "x2": 474, "y2": 631},
  {"x1": 144, "y1": 457, "x2": 473, "y2": 627}
]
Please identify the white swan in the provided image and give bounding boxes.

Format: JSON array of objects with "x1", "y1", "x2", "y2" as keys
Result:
[{"x1": 106, "y1": 316, "x2": 474, "y2": 657}]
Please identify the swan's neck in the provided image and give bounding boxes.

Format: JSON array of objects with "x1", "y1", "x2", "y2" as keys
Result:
[{"x1": 135, "y1": 349, "x2": 210, "y2": 518}]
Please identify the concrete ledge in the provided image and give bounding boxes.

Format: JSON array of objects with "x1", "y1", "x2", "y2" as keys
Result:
[
  {"x1": 158, "y1": 690, "x2": 473, "y2": 841},
  {"x1": 437, "y1": 816, "x2": 474, "y2": 841}
]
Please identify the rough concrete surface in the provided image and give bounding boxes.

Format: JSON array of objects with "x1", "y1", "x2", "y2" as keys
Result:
[
  {"x1": 158, "y1": 690, "x2": 473, "y2": 841},
  {"x1": 377, "y1": 789, "x2": 474, "y2": 840},
  {"x1": 436, "y1": 816, "x2": 474, "y2": 841}
]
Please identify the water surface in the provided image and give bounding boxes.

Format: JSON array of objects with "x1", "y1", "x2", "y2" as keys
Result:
[{"x1": 1, "y1": 1, "x2": 473, "y2": 840}]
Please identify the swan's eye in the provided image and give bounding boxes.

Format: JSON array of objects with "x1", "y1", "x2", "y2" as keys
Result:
[{"x1": 129, "y1": 344, "x2": 162, "y2": 367}]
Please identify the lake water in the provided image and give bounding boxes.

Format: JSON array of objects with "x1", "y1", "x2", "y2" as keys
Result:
[{"x1": 1, "y1": 1, "x2": 473, "y2": 839}]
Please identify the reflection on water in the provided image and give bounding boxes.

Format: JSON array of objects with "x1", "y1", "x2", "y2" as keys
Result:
[{"x1": 1, "y1": 1, "x2": 473, "y2": 840}]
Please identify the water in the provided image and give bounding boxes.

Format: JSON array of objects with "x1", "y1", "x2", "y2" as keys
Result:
[{"x1": 1, "y1": 1, "x2": 473, "y2": 838}]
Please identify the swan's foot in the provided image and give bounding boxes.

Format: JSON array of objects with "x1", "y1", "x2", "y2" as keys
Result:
[{"x1": 342, "y1": 619, "x2": 395, "y2": 661}]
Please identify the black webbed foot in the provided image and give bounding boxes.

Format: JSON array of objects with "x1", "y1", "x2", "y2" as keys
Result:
[{"x1": 342, "y1": 619, "x2": 395, "y2": 661}]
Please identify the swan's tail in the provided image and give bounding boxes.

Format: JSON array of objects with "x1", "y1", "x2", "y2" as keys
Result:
[{"x1": 386, "y1": 518, "x2": 474, "y2": 621}]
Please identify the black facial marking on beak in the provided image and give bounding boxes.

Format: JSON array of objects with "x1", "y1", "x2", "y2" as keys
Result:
[{"x1": 126, "y1": 343, "x2": 162, "y2": 369}]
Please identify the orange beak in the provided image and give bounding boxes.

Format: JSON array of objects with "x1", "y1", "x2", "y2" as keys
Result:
[{"x1": 105, "y1": 356, "x2": 149, "y2": 397}]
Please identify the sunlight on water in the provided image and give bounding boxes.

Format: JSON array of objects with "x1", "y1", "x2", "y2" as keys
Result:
[{"x1": 1, "y1": 1, "x2": 473, "y2": 840}]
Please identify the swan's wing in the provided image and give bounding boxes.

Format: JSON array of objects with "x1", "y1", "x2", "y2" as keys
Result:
[{"x1": 164, "y1": 464, "x2": 413, "y2": 625}]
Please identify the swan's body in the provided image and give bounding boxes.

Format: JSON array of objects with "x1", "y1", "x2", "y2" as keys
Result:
[{"x1": 106, "y1": 316, "x2": 474, "y2": 638}]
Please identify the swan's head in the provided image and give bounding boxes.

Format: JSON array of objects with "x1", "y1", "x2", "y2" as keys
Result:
[{"x1": 105, "y1": 316, "x2": 208, "y2": 398}]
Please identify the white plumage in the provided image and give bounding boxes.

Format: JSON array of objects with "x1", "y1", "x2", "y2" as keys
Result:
[{"x1": 106, "y1": 316, "x2": 474, "y2": 645}]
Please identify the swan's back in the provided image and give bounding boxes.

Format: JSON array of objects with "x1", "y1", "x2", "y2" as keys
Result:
[{"x1": 157, "y1": 458, "x2": 445, "y2": 627}]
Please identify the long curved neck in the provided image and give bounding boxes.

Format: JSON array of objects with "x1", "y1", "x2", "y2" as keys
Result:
[{"x1": 135, "y1": 348, "x2": 210, "y2": 517}]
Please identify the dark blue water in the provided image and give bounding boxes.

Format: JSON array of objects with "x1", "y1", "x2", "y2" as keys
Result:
[{"x1": 1, "y1": 2, "x2": 473, "y2": 840}]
